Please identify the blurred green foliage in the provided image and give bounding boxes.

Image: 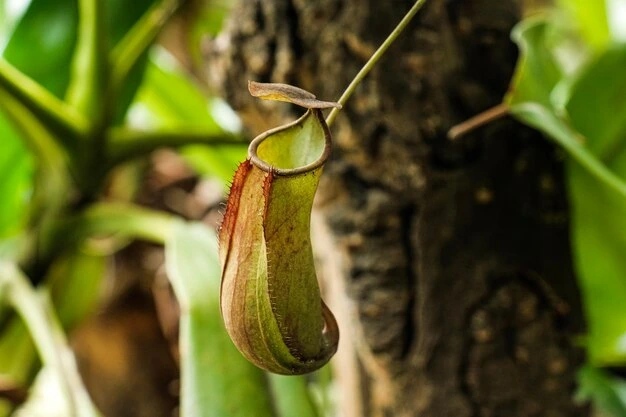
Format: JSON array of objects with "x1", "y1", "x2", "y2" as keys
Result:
[
  {"x1": 165, "y1": 221, "x2": 277, "y2": 417},
  {"x1": 0, "y1": 0, "x2": 324, "y2": 416},
  {"x1": 1, "y1": 0, "x2": 625, "y2": 416},
  {"x1": 130, "y1": 52, "x2": 245, "y2": 182},
  {"x1": 505, "y1": 2, "x2": 626, "y2": 415},
  {"x1": 0, "y1": 115, "x2": 31, "y2": 240},
  {"x1": 578, "y1": 365, "x2": 626, "y2": 416}
]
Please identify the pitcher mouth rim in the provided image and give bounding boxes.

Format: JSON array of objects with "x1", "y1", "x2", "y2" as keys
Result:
[{"x1": 248, "y1": 109, "x2": 332, "y2": 177}]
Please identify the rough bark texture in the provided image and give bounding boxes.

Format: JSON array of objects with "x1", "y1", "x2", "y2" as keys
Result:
[{"x1": 206, "y1": 1, "x2": 588, "y2": 416}]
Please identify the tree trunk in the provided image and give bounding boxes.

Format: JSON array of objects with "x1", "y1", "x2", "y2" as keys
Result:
[{"x1": 207, "y1": 1, "x2": 588, "y2": 416}]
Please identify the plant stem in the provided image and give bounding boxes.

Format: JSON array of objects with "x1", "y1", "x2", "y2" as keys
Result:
[
  {"x1": 64, "y1": 0, "x2": 109, "y2": 199},
  {"x1": 325, "y1": 0, "x2": 427, "y2": 127},
  {"x1": 106, "y1": 127, "x2": 244, "y2": 166},
  {"x1": 45, "y1": 203, "x2": 177, "y2": 259},
  {"x1": 512, "y1": 103, "x2": 626, "y2": 201},
  {"x1": 0, "y1": 263, "x2": 101, "y2": 417},
  {"x1": 66, "y1": 0, "x2": 107, "y2": 122},
  {"x1": 0, "y1": 59, "x2": 88, "y2": 143},
  {"x1": 447, "y1": 103, "x2": 510, "y2": 140},
  {"x1": 111, "y1": 0, "x2": 183, "y2": 96},
  {"x1": 0, "y1": 88, "x2": 70, "y2": 274}
]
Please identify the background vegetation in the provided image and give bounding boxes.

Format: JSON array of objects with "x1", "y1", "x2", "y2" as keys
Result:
[{"x1": 0, "y1": 0, "x2": 625, "y2": 416}]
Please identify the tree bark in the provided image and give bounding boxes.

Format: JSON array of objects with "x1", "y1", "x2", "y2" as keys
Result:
[{"x1": 207, "y1": 1, "x2": 588, "y2": 416}]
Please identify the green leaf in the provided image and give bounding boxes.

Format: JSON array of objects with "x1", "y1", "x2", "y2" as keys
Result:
[
  {"x1": 182, "y1": 144, "x2": 246, "y2": 184},
  {"x1": 46, "y1": 203, "x2": 175, "y2": 258},
  {"x1": 0, "y1": 86, "x2": 69, "y2": 242},
  {"x1": 564, "y1": 45, "x2": 626, "y2": 161},
  {"x1": 507, "y1": 23, "x2": 626, "y2": 365},
  {"x1": 512, "y1": 103, "x2": 626, "y2": 364},
  {"x1": 0, "y1": 315, "x2": 36, "y2": 417},
  {"x1": 0, "y1": 113, "x2": 33, "y2": 239},
  {"x1": 0, "y1": 57, "x2": 88, "y2": 143},
  {"x1": 130, "y1": 51, "x2": 246, "y2": 182},
  {"x1": 0, "y1": 0, "x2": 30, "y2": 49},
  {"x1": 3, "y1": 0, "x2": 154, "y2": 120},
  {"x1": 307, "y1": 366, "x2": 335, "y2": 417},
  {"x1": 0, "y1": 316, "x2": 36, "y2": 395},
  {"x1": 65, "y1": 0, "x2": 107, "y2": 120},
  {"x1": 0, "y1": 263, "x2": 101, "y2": 417},
  {"x1": 105, "y1": 0, "x2": 157, "y2": 123},
  {"x1": 47, "y1": 251, "x2": 105, "y2": 329},
  {"x1": 558, "y1": 44, "x2": 626, "y2": 365},
  {"x1": 132, "y1": 54, "x2": 221, "y2": 130},
  {"x1": 106, "y1": 0, "x2": 157, "y2": 45},
  {"x1": 4, "y1": 0, "x2": 156, "y2": 91},
  {"x1": 557, "y1": 0, "x2": 611, "y2": 50},
  {"x1": 268, "y1": 374, "x2": 319, "y2": 417},
  {"x1": 2, "y1": 0, "x2": 78, "y2": 97},
  {"x1": 506, "y1": 24, "x2": 626, "y2": 365},
  {"x1": 165, "y1": 221, "x2": 275, "y2": 417},
  {"x1": 106, "y1": 127, "x2": 243, "y2": 166},
  {"x1": 577, "y1": 365, "x2": 626, "y2": 416},
  {"x1": 505, "y1": 17, "x2": 563, "y2": 108},
  {"x1": 568, "y1": 165, "x2": 626, "y2": 364},
  {"x1": 511, "y1": 104, "x2": 626, "y2": 198},
  {"x1": 0, "y1": 254, "x2": 105, "y2": 415},
  {"x1": 0, "y1": 252, "x2": 104, "y2": 416},
  {"x1": 110, "y1": 0, "x2": 181, "y2": 102}
]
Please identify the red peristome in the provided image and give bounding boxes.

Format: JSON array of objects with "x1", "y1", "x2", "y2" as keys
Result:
[
  {"x1": 218, "y1": 159, "x2": 253, "y2": 269},
  {"x1": 261, "y1": 169, "x2": 274, "y2": 221}
]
